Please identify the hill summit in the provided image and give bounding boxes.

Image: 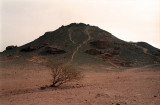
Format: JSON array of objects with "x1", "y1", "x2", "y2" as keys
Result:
[{"x1": 1, "y1": 23, "x2": 160, "y2": 68}]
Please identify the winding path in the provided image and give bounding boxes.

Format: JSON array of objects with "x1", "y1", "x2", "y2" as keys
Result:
[
  {"x1": 68, "y1": 29, "x2": 76, "y2": 44},
  {"x1": 70, "y1": 27, "x2": 91, "y2": 62}
]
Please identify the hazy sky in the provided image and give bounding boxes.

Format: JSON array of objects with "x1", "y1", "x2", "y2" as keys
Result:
[{"x1": 0, "y1": 0, "x2": 160, "y2": 52}]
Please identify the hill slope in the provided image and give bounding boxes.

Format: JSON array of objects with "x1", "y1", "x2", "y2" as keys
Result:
[{"x1": 1, "y1": 23, "x2": 160, "y2": 68}]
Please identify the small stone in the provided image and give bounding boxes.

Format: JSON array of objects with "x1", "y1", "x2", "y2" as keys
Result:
[
  {"x1": 154, "y1": 95, "x2": 157, "y2": 97},
  {"x1": 40, "y1": 87, "x2": 46, "y2": 90}
]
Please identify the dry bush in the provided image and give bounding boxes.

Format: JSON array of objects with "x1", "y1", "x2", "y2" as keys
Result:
[{"x1": 46, "y1": 62, "x2": 82, "y2": 87}]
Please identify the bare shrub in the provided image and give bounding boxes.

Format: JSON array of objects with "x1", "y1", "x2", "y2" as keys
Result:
[{"x1": 46, "y1": 62, "x2": 82, "y2": 87}]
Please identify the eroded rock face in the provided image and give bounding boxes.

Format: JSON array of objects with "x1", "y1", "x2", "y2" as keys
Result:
[
  {"x1": 85, "y1": 49, "x2": 103, "y2": 55},
  {"x1": 46, "y1": 46, "x2": 66, "y2": 54}
]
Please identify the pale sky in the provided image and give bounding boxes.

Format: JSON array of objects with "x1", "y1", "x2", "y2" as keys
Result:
[{"x1": 0, "y1": 0, "x2": 160, "y2": 52}]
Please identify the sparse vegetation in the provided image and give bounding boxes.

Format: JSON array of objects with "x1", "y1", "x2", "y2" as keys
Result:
[{"x1": 46, "y1": 62, "x2": 82, "y2": 87}]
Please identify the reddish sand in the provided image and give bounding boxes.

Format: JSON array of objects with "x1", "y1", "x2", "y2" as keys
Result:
[{"x1": 0, "y1": 66, "x2": 160, "y2": 105}]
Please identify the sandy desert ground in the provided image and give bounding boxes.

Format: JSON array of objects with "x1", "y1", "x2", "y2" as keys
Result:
[{"x1": 0, "y1": 65, "x2": 160, "y2": 105}]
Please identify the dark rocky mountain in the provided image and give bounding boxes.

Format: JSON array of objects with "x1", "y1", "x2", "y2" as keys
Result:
[{"x1": 1, "y1": 23, "x2": 160, "y2": 68}]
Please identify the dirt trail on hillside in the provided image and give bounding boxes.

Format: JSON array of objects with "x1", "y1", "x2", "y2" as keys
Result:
[
  {"x1": 68, "y1": 29, "x2": 76, "y2": 44},
  {"x1": 70, "y1": 27, "x2": 91, "y2": 62}
]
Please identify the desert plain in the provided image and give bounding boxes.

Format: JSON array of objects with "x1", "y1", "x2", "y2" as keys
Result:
[{"x1": 0, "y1": 64, "x2": 160, "y2": 105}]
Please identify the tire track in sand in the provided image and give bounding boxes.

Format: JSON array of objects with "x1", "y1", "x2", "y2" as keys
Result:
[{"x1": 70, "y1": 27, "x2": 91, "y2": 62}]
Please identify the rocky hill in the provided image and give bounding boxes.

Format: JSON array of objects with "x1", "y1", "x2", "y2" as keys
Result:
[{"x1": 1, "y1": 23, "x2": 160, "y2": 68}]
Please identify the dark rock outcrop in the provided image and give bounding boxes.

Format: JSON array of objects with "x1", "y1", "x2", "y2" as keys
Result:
[
  {"x1": 21, "y1": 43, "x2": 48, "y2": 52},
  {"x1": 46, "y1": 46, "x2": 66, "y2": 54},
  {"x1": 6, "y1": 45, "x2": 17, "y2": 50}
]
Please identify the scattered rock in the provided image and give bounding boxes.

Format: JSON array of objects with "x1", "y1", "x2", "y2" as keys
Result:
[{"x1": 66, "y1": 23, "x2": 89, "y2": 27}]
